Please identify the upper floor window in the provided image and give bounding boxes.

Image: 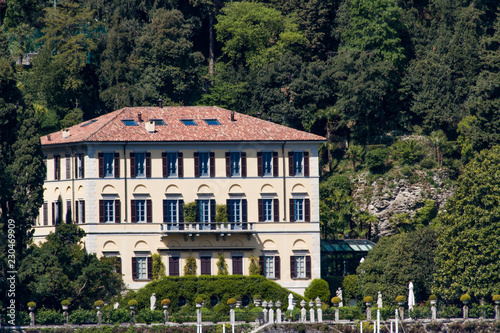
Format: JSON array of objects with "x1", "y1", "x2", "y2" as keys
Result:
[
  {"x1": 194, "y1": 152, "x2": 214, "y2": 177},
  {"x1": 132, "y1": 257, "x2": 152, "y2": 280},
  {"x1": 131, "y1": 199, "x2": 152, "y2": 223},
  {"x1": 258, "y1": 151, "x2": 278, "y2": 177},
  {"x1": 162, "y1": 152, "x2": 183, "y2": 178},
  {"x1": 290, "y1": 255, "x2": 311, "y2": 279},
  {"x1": 99, "y1": 199, "x2": 121, "y2": 223},
  {"x1": 54, "y1": 155, "x2": 61, "y2": 180},
  {"x1": 288, "y1": 151, "x2": 309, "y2": 177},
  {"x1": 226, "y1": 152, "x2": 247, "y2": 177},
  {"x1": 43, "y1": 202, "x2": 48, "y2": 226},
  {"x1": 196, "y1": 199, "x2": 215, "y2": 230},
  {"x1": 76, "y1": 200, "x2": 85, "y2": 224},
  {"x1": 65, "y1": 154, "x2": 71, "y2": 179},
  {"x1": 99, "y1": 152, "x2": 119, "y2": 178},
  {"x1": 52, "y1": 200, "x2": 61, "y2": 225},
  {"x1": 163, "y1": 199, "x2": 184, "y2": 230},
  {"x1": 227, "y1": 199, "x2": 248, "y2": 230},
  {"x1": 43, "y1": 155, "x2": 47, "y2": 180},
  {"x1": 131, "y1": 152, "x2": 151, "y2": 178},
  {"x1": 75, "y1": 154, "x2": 84, "y2": 179},
  {"x1": 258, "y1": 198, "x2": 279, "y2": 222},
  {"x1": 289, "y1": 198, "x2": 310, "y2": 222}
]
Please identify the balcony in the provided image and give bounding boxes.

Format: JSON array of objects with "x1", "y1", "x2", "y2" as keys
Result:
[{"x1": 160, "y1": 222, "x2": 254, "y2": 236}]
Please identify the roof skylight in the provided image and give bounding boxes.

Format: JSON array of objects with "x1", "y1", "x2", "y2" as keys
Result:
[
  {"x1": 181, "y1": 119, "x2": 197, "y2": 126},
  {"x1": 81, "y1": 119, "x2": 98, "y2": 127},
  {"x1": 150, "y1": 119, "x2": 167, "y2": 125},
  {"x1": 121, "y1": 119, "x2": 139, "y2": 126},
  {"x1": 204, "y1": 119, "x2": 221, "y2": 125}
]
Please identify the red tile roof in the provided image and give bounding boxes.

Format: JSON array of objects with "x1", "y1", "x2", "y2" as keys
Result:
[{"x1": 41, "y1": 106, "x2": 326, "y2": 145}]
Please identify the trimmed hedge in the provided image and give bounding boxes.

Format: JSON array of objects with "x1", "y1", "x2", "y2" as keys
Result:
[{"x1": 124, "y1": 275, "x2": 303, "y2": 314}]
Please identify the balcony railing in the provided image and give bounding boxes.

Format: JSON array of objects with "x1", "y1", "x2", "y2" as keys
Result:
[{"x1": 160, "y1": 222, "x2": 253, "y2": 234}]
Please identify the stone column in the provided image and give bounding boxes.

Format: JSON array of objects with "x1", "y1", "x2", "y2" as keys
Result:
[
  {"x1": 130, "y1": 308, "x2": 136, "y2": 326},
  {"x1": 300, "y1": 300, "x2": 307, "y2": 323},
  {"x1": 197, "y1": 307, "x2": 202, "y2": 333},
  {"x1": 398, "y1": 306, "x2": 404, "y2": 321},
  {"x1": 269, "y1": 301, "x2": 274, "y2": 324},
  {"x1": 316, "y1": 298, "x2": 323, "y2": 323},
  {"x1": 29, "y1": 310, "x2": 35, "y2": 326},
  {"x1": 309, "y1": 300, "x2": 315, "y2": 323},
  {"x1": 276, "y1": 301, "x2": 282, "y2": 323},
  {"x1": 335, "y1": 306, "x2": 339, "y2": 322},
  {"x1": 463, "y1": 305, "x2": 468, "y2": 320},
  {"x1": 163, "y1": 305, "x2": 169, "y2": 324},
  {"x1": 495, "y1": 305, "x2": 499, "y2": 320},
  {"x1": 366, "y1": 303, "x2": 372, "y2": 321},
  {"x1": 97, "y1": 308, "x2": 103, "y2": 326},
  {"x1": 262, "y1": 301, "x2": 268, "y2": 323}
]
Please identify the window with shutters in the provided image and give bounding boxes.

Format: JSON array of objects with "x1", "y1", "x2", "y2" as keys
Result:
[
  {"x1": 293, "y1": 152, "x2": 303, "y2": 175},
  {"x1": 232, "y1": 256, "x2": 243, "y2": 275},
  {"x1": 290, "y1": 255, "x2": 311, "y2": 279},
  {"x1": 263, "y1": 199, "x2": 273, "y2": 222},
  {"x1": 43, "y1": 202, "x2": 48, "y2": 225},
  {"x1": 66, "y1": 200, "x2": 71, "y2": 223},
  {"x1": 200, "y1": 256, "x2": 212, "y2": 275},
  {"x1": 263, "y1": 152, "x2": 273, "y2": 176},
  {"x1": 227, "y1": 199, "x2": 247, "y2": 230},
  {"x1": 65, "y1": 154, "x2": 71, "y2": 179},
  {"x1": 104, "y1": 200, "x2": 114, "y2": 223},
  {"x1": 230, "y1": 152, "x2": 240, "y2": 176},
  {"x1": 75, "y1": 154, "x2": 84, "y2": 178},
  {"x1": 76, "y1": 200, "x2": 85, "y2": 224},
  {"x1": 135, "y1": 153, "x2": 146, "y2": 177},
  {"x1": 167, "y1": 153, "x2": 177, "y2": 176},
  {"x1": 136, "y1": 257, "x2": 148, "y2": 280},
  {"x1": 295, "y1": 256, "x2": 306, "y2": 278},
  {"x1": 43, "y1": 155, "x2": 47, "y2": 180},
  {"x1": 198, "y1": 199, "x2": 211, "y2": 229},
  {"x1": 131, "y1": 199, "x2": 152, "y2": 223},
  {"x1": 164, "y1": 199, "x2": 184, "y2": 230},
  {"x1": 163, "y1": 152, "x2": 183, "y2": 178},
  {"x1": 264, "y1": 256, "x2": 275, "y2": 279},
  {"x1": 169, "y1": 256, "x2": 180, "y2": 276},
  {"x1": 260, "y1": 255, "x2": 280, "y2": 279},
  {"x1": 137, "y1": 200, "x2": 146, "y2": 222},
  {"x1": 294, "y1": 199, "x2": 304, "y2": 221},
  {"x1": 199, "y1": 152, "x2": 209, "y2": 177},
  {"x1": 103, "y1": 153, "x2": 114, "y2": 177},
  {"x1": 54, "y1": 155, "x2": 61, "y2": 180},
  {"x1": 53, "y1": 200, "x2": 61, "y2": 225}
]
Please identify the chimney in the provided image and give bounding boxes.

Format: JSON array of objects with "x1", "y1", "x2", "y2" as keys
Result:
[
  {"x1": 257, "y1": 111, "x2": 261, "y2": 119},
  {"x1": 62, "y1": 129, "x2": 70, "y2": 139},
  {"x1": 268, "y1": 115, "x2": 272, "y2": 122},
  {"x1": 138, "y1": 112, "x2": 143, "y2": 122},
  {"x1": 231, "y1": 111, "x2": 235, "y2": 121},
  {"x1": 145, "y1": 120, "x2": 155, "y2": 133},
  {"x1": 158, "y1": 98, "x2": 163, "y2": 109},
  {"x1": 47, "y1": 134, "x2": 51, "y2": 141}
]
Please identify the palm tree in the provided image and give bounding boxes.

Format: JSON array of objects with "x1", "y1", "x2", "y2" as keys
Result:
[
  {"x1": 346, "y1": 144, "x2": 364, "y2": 170},
  {"x1": 428, "y1": 130, "x2": 447, "y2": 167}
]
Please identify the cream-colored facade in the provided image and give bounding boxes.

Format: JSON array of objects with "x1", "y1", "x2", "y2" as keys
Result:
[{"x1": 35, "y1": 107, "x2": 324, "y2": 295}]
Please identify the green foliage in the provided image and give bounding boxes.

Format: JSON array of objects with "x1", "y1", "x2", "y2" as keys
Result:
[
  {"x1": 434, "y1": 147, "x2": 500, "y2": 300},
  {"x1": 429, "y1": 295, "x2": 437, "y2": 301},
  {"x1": 61, "y1": 299, "x2": 70, "y2": 306},
  {"x1": 342, "y1": 275, "x2": 359, "y2": 301},
  {"x1": 184, "y1": 202, "x2": 197, "y2": 223},
  {"x1": 460, "y1": 294, "x2": 471, "y2": 302},
  {"x1": 195, "y1": 296, "x2": 204, "y2": 304},
  {"x1": 128, "y1": 299, "x2": 138, "y2": 307},
  {"x1": 68, "y1": 308, "x2": 96, "y2": 325},
  {"x1": 216, "y1": 253, "x2": 229, "y2": 276},
  {"x1": 365, "y1": 147, "x2": 389, "y2": 172},
  {"x1": 395, "y1": 295, "x2": 405, "y2": 302},
  {"x1": 27, "y1": 301, "x2": 36, "y2": 308},
  {"x1": 152, "y1": 253, "x2": 166, "y2": 280},
  {"x1": 94, "y1": 300, "x2": 104, "y2": 307},
  {"x1": 215, "y1": 204, "x2": 228, "y2": 223},
  {"x1": 357, "y1": 227, "x2": 437, "y2": 304},
  {"x1": 184, "y1": 256, "x2": 197, "y2": 276},
  {"x1": 304, "y1": 279, "x2": 330, "y2": 303},
  {"x1": 137, "y1": 309, "x2": 164, "y2": 324},
  {"x1": 331, "y1": 297, "x2": 341, "y2": 304},
  {"x1": 161, "y1": 298, "x2": 171, "y2": 306},
  {"x1": 248, "y1": 256, "x2": 261, "y2": 276},
  {"x1": 364, "y1": 296, "x2": 374, "y2": 303},
  {"x1": 35, "y1": 308, "x2": 65, "y2": 325},
  {"x1": 391, "y1": 139, "x2": 424, "y2": 165}
]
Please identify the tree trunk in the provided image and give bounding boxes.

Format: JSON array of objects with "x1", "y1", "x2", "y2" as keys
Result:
[{"x1": 208, "y1": 12, "x2": 215, "y2": 84}]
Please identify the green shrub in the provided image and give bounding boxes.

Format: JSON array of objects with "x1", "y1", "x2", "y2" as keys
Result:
[
  {"x1": 216, "y1": 253, "x2": 229, "y2": 275},
  {"x1": 184, "y1": 256, "x2": 197, "y2": 276},
  {"x1": 493, "y1": 295, "x2": 500, "y2": 302},
  {"x1": 104, "y1": 308, "x2": 132, "y2": 324},
  {"x1": 429, "y1": 294, "x2": 437, "y2": 301},
  {"x1": 391, "y1": 139, "x2": 424, "y2": 165},
  {"x1": 364, "y1": 296, "x2": 374, "y2": 303},
  {"x1": 152, "y1": 252, "x2": 166, "y2": 280},
  {"x1": 61, "y1": 300, "x2": 70, "y2": 306},
  {"x1": 342, "y1": 275, "x2": 359, "y2": 301},
  {"x1": 215, "y1": 204, "x2": 228, "y2": 223},
  {"x1": 195, "y1": 296, "x2": 204, "y2": 304},
  {"x1": 227, "y1": 298, "x2": 237, "y2": 305},
  {"x1": 94, "y1": 300, "x2": 104, "y2": 307},
  {"x1": 128, "y1": 299, "x2": 138, "y2": 307},
  {"x1": 161, "y1": 298, "x2": 171, "y2": 306},
  {"x1": 184, "y1": 202, "x2": 197, "y2": 222},
  {"x1": 440, "y1": 305, "x2": 461, "y2": 318},
  {"x1": 248, "y1": 256, "x2": 261, "y2": 275},
  {"x1": 68, "y1": 308, "x2": 96, "y2": 324},
  {"x1": 420, "y1": 158, "x2": 436, "y2": 169},
  {"x1": 395, "y1": 295, "x2": 406, "y2": 303},
  {"x1": 27, "y1": 301, "x2": 36, "y2": 308},
  {"x1": 253, "y1": 294, "x2": 261, "y2": 300},
  {"x1": 366, "y1": 147, "x2": 389, "y2": 172},
  {"x1": 137, "y1": 309, "x2": 164, "y2": 324},
  {"x1": 460, "y1": 294, "x2": 471, "y2": 302},
  {"x1": 36, "y1": 308, "x2": 64, "y2": 325},
  {"x1": 304, "y1": 279, "x2": 330, "y2": 303}
]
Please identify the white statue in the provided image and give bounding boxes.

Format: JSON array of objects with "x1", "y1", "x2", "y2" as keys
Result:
[
  {"x1": 377, "y1": 291, "x2": 383, "y2": 308},
  {"x1": 287, "y1": 293, "x2": 294, "y2": 311},
  {"x1": 150, "y1": 293, "x2": 157, "y2": 311},
  {"x1": 336, "y1": 287, "x2": 344, "y2": 307}
]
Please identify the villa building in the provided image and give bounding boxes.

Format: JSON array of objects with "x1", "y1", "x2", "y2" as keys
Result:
[{"x1": 35, "y1": 106, "x2": 325, "y2": 295}]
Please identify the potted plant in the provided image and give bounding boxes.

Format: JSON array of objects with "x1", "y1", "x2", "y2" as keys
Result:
[
  {"x1": 429, "y1": 295, "x2": 437, "y2": 305},
  {"x1": 61, "y1": 300, "x2": 70, "y2": 311},
  {"x1": 364, "y1": 296, "x2": 374, "y2": 306},
  {"x1": 493, "y1": 295, "x2": 500, "y2": 305},
  {"x1": 396, "y1": 295, "x2": 406, "y2": 306},
  {"x1": 128, "y1": 299, "x2": 138, "y2": 310},
  {"x1": 331, "y1": 296, "x2": 341, "y2": 306},
  {"x1": 161, "y1": 298, "x2": 171, "y2": 309},
  {"x1": 460, "y1": 294, "x2": 471, "y2": 305},
  {"x1": 235, "y1": 295, "x2": 242, "y2": 308},
  {"x1": 195, "y1": 296, "x2": 204, "y2": 308},
  {"x1": 227, "y1": 298, "x2": 237, "y2": 308},
  {"x1": 94, "y1": 300, "x2": 104, "y2": 310},
  {"x1": 28, "y1": 302, "x2": 36, "y2": 311}
]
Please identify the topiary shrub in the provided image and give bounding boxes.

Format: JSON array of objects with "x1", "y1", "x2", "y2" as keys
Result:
[
  {"x1": 227, "y1": 298, "x2": 237, "y2": 305},
  {"x1": 61, "y1": 300, "x2": 70, "y2": 306},
  {"x1": 429, "y1": 295, "x2": 437, "y2": 301},
  {"x1": 253, "y1": 294, "x2": 261, "y2": 300},
  {"x1": 331, "y1": 297, "x2": 341, "y2": 305},
  {"x1": 27, "y1": 302, "x2": 36, "y2": 308},
  {"x1": 94, "y1": 300, "x2": 104, "y2": 307},
  {"x1": 460, "y1": 294, "x2": 471, "y2": 302},
  {"x1": 128, "y1": 299, "x2": 138, "y2": 307},
  {"x1": 161, "y1": 299, "x2": 171, "y2": 306},
  {"x1": 395, "y1": 295, "x2": 406, "y2": 303},
  {"x1": 364, "y1": 296, "x2": 374, "y2": 303},
  {"x1": 304, "y1": 278, "x2": 330, "y2": 303},
  {"x1": 492, "y1": 295, "x2": 500, "y2": 302},
  {"x1": 342, "y1": 275, "x2": 359, "y2": 301}
]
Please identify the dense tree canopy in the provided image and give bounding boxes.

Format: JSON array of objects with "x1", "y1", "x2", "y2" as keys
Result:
[{"x1": 434, "y1": 147, "x2": 500, "y2": 301}]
